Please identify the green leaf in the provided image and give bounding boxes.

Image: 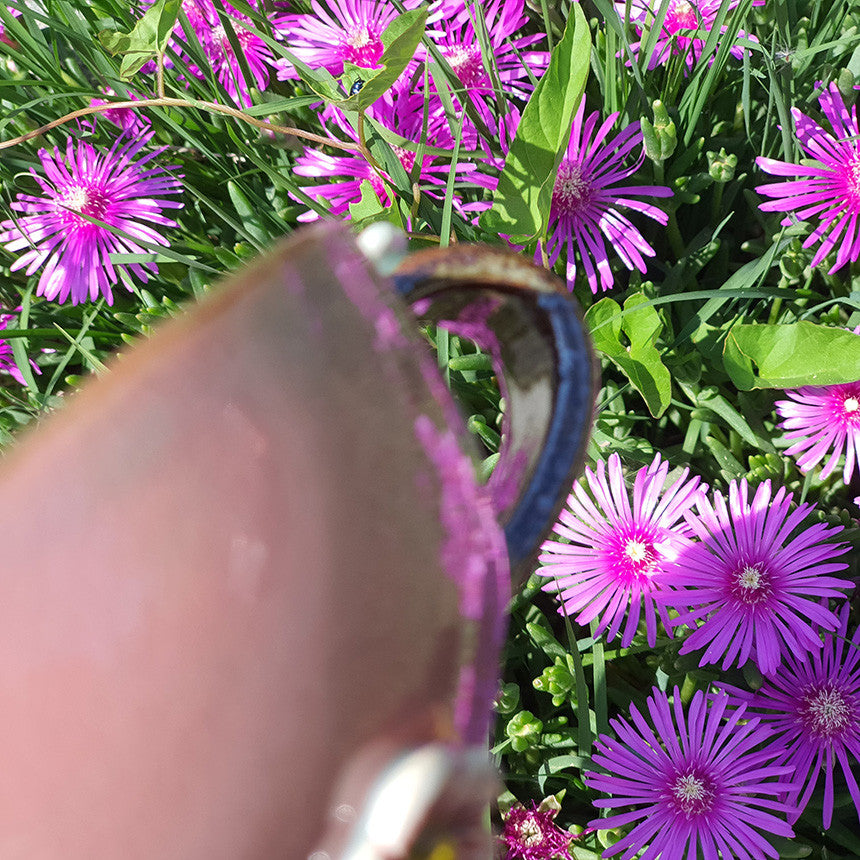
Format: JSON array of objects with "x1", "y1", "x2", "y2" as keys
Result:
[
  {"x1": 278, "y1": 47, "x2": 343, "y2": 103},
  {"x1": 723, "y1": 322, "x2": 860, "y2": 390},
  {"x1": 343, "y1": 8, "x2": 429, "y2": 111},
  {"x1": 347, "y1": 179, "x2": 404, "y2": 232},
  {"x1": 586, "y1": 294, "x2": 673, "y2": 417},
  {"x1": 98, "y1": 0, "x2": 180, "y2": 78},
  {"x1": 479, "y1": 2, "x2": 590, "y2": 241}
]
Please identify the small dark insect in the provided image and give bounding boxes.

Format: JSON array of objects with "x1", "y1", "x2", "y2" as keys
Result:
[{"x1": 349, "y1": 79, "x2": 365, "y2": 95}]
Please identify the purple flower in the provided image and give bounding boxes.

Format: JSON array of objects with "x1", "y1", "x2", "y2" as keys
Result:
[
  {"x1": 0, "y1": 4, "x2": 22, "y2": 45},
  {"x1": 425, "y1": 0, "x2": 549, "y2": 137},
  {"x1": 273, "y1": 0, "x2": 427, "y2": 79},
  {"x1": 85, "y1": 88, "x2": 151, "y2": 136},
  {"x1": 0, "y1": 133, "x2": 183, "y2": 306},
  {"x1": 586, "y1": 687, "x2": 798, "y2": 860},
  {"x1": 537, "y1": 453, "x2": 704, "y2": 648},
  {"x1": 500, "y1": 801, "x2": 573, "y2": 860},
  {"x1": 293, "y1": 82, "x2": 476, "y2": 221},
  {"x1": 615, "y1": 0, "x2": 756, "y2": 72},
  {"x1": 545, "y1": 97, "x2": 672, "y2": 293},
  {"x1": 143, "y1": 0, "x2": 272, "y2": 106},
  {"x1": 775, "y1": 379, "x2": 860, "y2": 486},
  {"x1": 756, "y1": 83, "x2": 860, "y2": 273},
  {"x1": 659, "y1": 479, "x2": 852, "y2": 675},
  {"x1": 721, "y1": 602, "x2": 860, "y2": 830}
]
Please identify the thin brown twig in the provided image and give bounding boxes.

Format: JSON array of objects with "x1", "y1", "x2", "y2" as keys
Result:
[{"x1": 0, "y1": 97, "x2": 361, "y2": 153}]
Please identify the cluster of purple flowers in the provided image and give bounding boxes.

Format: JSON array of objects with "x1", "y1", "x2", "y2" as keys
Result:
[
  {"x1": 6, "y1": 0, "x2": 856, "y2": 320},
  {"x1": 538, "y1": 451, "x2": 859, "y2": 857}
]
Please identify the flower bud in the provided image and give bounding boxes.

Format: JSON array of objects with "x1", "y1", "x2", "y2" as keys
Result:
[
  {"x1": 706, "y1": 147, "x2": 738, "y2": 183},
  {"x1": 641, "y1": 100, "x2": 676, "y2": 163},
  {"x1": 506, "y1": 710, "x2": 543, "y2": 752},
  {"x1": 495, "y1": 682, "x2": 520, "y2": 714},
  {"x1": 533, "y1": 656, "x2": 575, "y2": 706}
]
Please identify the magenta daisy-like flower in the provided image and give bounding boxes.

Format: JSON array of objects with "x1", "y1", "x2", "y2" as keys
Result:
[
  {"x1": 537, "y1": 453, "x2": 704, "y2": 648},
  {"x1": 545, "y1": 97, "x2": 672, "y2": 293},
  {"x1": 658, "y1": 479, "x2": 852, "y2": 676},
  {"x1": 425, "y1": 0, "x2": 549, "y2": 134},
  {"x1": 720, "y1": 602, "x2": 860, "y2": 830},
  {"x1": 0, "y1": 133, "x2": 183, "y2": 306},
  {"x1": 776, "y1": 382, "x2": 860, "y2": 485},
  {"x1": 615, "y1": 0, "x2": 756, "y2": 72},
  {"x1": 293, "y1": 82, "x2": 476, "y2": 221},
  {"x1": 586, "y1": 687, "x2": 798, "y2": 860},
  {"x1": 273, "y1": 0, "x2": 426, "y2": 79},
  {"x1": 755, "y1": 83, "x2": 860, "y2": 273},
  {"x1": 500, "y1": 801, "x2": 573, "y2": 860},
  {"x1": 142, "y1": 0, "x2": 272, "y2": 106}
]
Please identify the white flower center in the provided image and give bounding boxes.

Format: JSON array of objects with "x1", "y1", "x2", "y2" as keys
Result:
[
  {"x1": 625, "y1": 540, "x2": 648, "y2": 563},
  {"x1": 552, "y1": 160, "x2": 591, "y2": 217},
  {"x1": 341, "y1": 25, "x2": 383, "y2": 66},
  {"x1": 62, "y1": 186, "x2": 89, "y2": 212},
  {"x1": 444, "y1": 44, "x2": 485, "y2": 89},
  {"x1": 738, "y1": 564, "x2": 762, "y2": 590},
  {"x1": 667, "y1": 0, "x2": 699, "y2": 31},
  {"x1": 520, "y1": 819, "x2": 542, "y2": 847},
  {"x1": 669, "y1": 769, "x2": 714, "y2": 817},
  {"x1": 60, "y1": 184, "x2": 109, "y2": 223},
  {"x1": 845, "y1": 397, "x2": 859, "y2": 413},
  {"x1": 731, "y1": 562, "x2": 772, "y2": 605},
  {"x1": 800, "y1": 684, "x2": 854, "y2": 738}
]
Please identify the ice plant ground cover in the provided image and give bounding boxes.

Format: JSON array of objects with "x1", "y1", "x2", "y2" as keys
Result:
[{"x1": 0, "y1": 0, "x2": 859, "y2": 856}]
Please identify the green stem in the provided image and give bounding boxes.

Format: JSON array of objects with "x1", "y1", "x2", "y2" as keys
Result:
[{"x1": 655, "y1": 161, "x2": 684, "y2": 258}]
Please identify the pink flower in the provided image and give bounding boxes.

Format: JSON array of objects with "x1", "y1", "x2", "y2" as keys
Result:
[
  {"x1": 756, "y1": 83, "x2": 860, "y2": 273},
  {"x1": 721, "y1": 602, "x2": 860, "y2": 830},
  {"x1": 545, "y1": 98, "x2": 672, "y2": 293},
  {"x1": 85, "y1": 89, "x2": 150, "y2": 136},
  {"x1": 273, "y1": 0, "x2": 427, "y2": 79},
  {"x1": 659, "y1": 479, "x2": 852, "y2": 675},
  {"x1": 616, "y1": 0, "x2": 757, "y2": 72},
  {"x1": 776, "y1": 382, "x2": 860, "y2": 485},
  {"x1": 425, "y1": 0, "x2": 549, "y2": 139},
  {"x1": 0, "y1": 133, "x2": 183, "y2": 306},
  {"x1": 500, "y1": 801, "x2": 573, "y2": 860},
  {"x1": 586, "y1": 687, "x2": 798, "y2": 860},
  {"x1": 293, "y1": 81, "x2": 477, "y2": 221},
  {"x1": 774, "y1": 329, "x2": 860, "y2": 485},
  {"x1": 537, "y1": 453, "x2": 704, "y2": 648},
  {"x1": 143, "y1": 0, "x2": 272, "y2": 106}
]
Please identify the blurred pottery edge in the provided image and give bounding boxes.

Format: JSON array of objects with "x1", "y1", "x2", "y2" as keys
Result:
[{"x1": 0, "y1": 223, "x2": 492, "y2": 858}]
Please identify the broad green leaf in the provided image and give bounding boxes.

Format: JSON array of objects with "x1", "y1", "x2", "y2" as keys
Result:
[
  {"x1": 479, "y1": 2, "x2": 590, "y2": 241},
  {"x1": 98, "y1": 0, "x2": 180, "y2": 78},
  {"x1": 723, "y1": 322, "x2": 860, "y2": 390},
  {"x1": 347, "y1": 179, "x2": 404, "y2": 230},
  {"x1": 337, "y1": 8, "x2": 429, "y2": 111},
  {"x1": 586, "y1": 294, "x2": 672, "y2": 417}
]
